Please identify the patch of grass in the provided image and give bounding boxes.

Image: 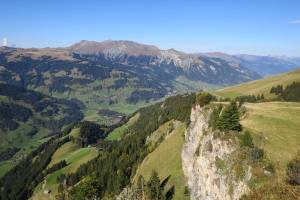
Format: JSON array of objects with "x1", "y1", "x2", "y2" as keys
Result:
[
  {"x1": 31, "y1": 142, "x2": 98, "y2": 200},
  {"x1": 134, "y1": 122, "x2": 189, "y2": 200},
  {"x1": 241, "y1": 102, "x2": 300, "y2": 174},
  {"x1": 105, "y1": 124, "x2": 129, "y2": 141},
  {"x1": 0, "y1": 124, "x2": 52, "y2": 177},
  {"x1": 48, "y1": 141, "x2": 78, "y2": 167},
  {"x1": 215, "y1": 156, "x2": 227, "y2": 174},
  {"x1": 215, "y1": 68, "x2": 300, "y2": 98},
  {"x1": 241, "y1": 181, "x2": 300, "y2": 200},
  {"x1": 146, "y1": 120, "x2": 175, "y2": 151},
  {"x1": 0, "y1": 161, "x2": 15, "y2": 177},
  {"x1": 69, "y1": 128, "x2": 80, "y2": 139},
  {"x1": 46, "y1": 147, "x2": 98, "y2": 185},
  {"x1": 105, "y1": 113, "x2": 140, "y2": 141}
]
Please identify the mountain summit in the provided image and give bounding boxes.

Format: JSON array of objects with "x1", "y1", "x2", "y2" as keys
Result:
[
  {"x1": 68, "y1": 40, "x2": 260, "y2": 81},
  {"x1": 69, "y1": 40, "x2": 161, "y2": 57}
]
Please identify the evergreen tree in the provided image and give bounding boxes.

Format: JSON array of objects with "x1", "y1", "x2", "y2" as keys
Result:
[
  {"x1": 270, "y1": 86, "x2": 275, "y2": 94},
  {"x1": 196, "y1": 92, "x2": 215, "y2": 106},
  {"x1": 209, "y1": 105, "x2": 222, "y2": 130},
  {"x1": 280, "y1": 82, "x2": 300, "y2": 102},
  {"x1": 218, "y1": 101, "x2": 242, "y2": 132},
  {"x1": 70, "y1": 176, "x2": 98, "y2": 200},
  {"x1": 146, "y1": 171, "x2": 163, "y2": 200}
]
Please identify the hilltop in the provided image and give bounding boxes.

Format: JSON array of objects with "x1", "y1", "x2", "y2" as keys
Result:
[{"x1": 215, "y1": 68, "x2": 300, "y2": 98}]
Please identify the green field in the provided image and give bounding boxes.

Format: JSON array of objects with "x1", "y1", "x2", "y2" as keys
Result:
[
  {"x1": 69, "y1": 128, "x2": 80, "y2": 139},
  {"x1": 0, "y1": 123, "x2": 52, "y2": 177},
  {"x1": 134, "y1": 122, "x2": 189, "y2": 200},
  {"x1": 48, "y1": 142, "x2": 78, "y2": 167},
  {"x1": 0, "y1": 161, "x2": 13, "y2": 177},
  {"x1": 215, "y1": 68, "x2": 300, "y2": 98},
  {"x1": 242, "y1": 102, "x2": 300, "y2": 173},
  {"x1": 31, "y1": 141, "x2": 98, "y2": 200},
  {"x1": 105, "y1": 112, "x2": 140, "y2": 141}
]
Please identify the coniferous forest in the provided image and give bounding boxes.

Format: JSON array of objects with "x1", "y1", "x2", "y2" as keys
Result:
[{"x1": 0, "y1": 94, "x2": 196, "y2": 200}]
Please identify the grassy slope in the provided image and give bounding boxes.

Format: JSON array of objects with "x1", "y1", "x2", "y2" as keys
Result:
[
  {"x1": 215, "y1": 68, "x2": 300, "y2": 98},
  {"x1": 0, "y1": 84, "x2": 82, "y2": 177},
  {"x1": 134, "y1": 122, "x2": 189, "y2": 200},
  {"x1": 0, "y1": 162, "x2": 13, "y2": 177},
  {"x1": 69, "y1": 128, "x2": 80, "y2": 139},
  {"x1": 214, "y1": 69, "x2": 300, "y2": 180},
  {"x1": 0, "y1": 124, "x2": 51, "y2": 177},
  {"x1": 105, "y1": 112, "x2": 140, "y2": 141},
  {"x1": 242, "y1": 102, "x2": 300, "y2": 173},
  {"x1": 31, "y1": 140, "x2": 98, "y2": 200}
]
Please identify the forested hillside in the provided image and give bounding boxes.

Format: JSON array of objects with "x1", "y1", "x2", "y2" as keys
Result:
[
  {"x1": 1, "y1": 89, "x2": 299, "y2": 200},
  {"x1": 0, "y1": 93, "x2": 196, "y2": 200},
  {"x1": 0, "y1": 83, "x2": 83, "y2": 177}
]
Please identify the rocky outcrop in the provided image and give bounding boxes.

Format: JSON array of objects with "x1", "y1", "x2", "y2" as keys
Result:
[{"x1": 182, "y1": 105, "x2": 251, "y2": 200}]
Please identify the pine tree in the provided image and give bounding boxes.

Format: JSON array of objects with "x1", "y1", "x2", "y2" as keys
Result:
[
  {"x1": 218, "y1": 101, "x2": 242, "y2": 132},
  {"x1": 209, "y1": 105, "x2": 222, "y2": 130},
  {"x1": 196, "y1": 92, "x2": 214, "y2": 106},
  {"x1": 146, "y1": 171, "x2": 162, "y2": 200},
  {"x1": 270, "y1": 86, "x2": 275, "y2": 94}
]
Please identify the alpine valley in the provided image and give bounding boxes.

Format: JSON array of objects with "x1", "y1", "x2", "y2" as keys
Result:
[{"x1": 0, "y1": 40, "x2": 300, "y2": 200}]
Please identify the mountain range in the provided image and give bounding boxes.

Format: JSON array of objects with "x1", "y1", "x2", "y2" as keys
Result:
[
  {"x1": 0, "y1": 40, "x2": 299, "y2": 123},
  {"x1": 0, "y1": 40, "x2": 300, "y2": 200}
]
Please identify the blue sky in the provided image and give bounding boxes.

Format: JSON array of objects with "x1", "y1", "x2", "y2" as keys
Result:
[{"x1": 0, "y1": 0, "x2": 300, "y2": 56}]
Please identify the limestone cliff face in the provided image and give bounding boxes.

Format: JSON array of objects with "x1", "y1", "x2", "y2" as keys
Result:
[{"x1": 182, "y1": 105, "x2": 251, "y2": 200}]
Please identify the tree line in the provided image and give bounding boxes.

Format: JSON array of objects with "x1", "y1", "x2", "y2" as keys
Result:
[
  {"x1": 55, "y1": 94, "x2": 196, "y2": 200},
  {"x1": 270, "y1": 82, "x2": 300, "y2": 102},
  {"x1": 0, "y1": 135, "x2": 69, "y2": 200}
]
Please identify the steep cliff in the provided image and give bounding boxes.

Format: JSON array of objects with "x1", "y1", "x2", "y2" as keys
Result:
[{"x1": 182, "y1": 105, "x2": 251, "y2": 200}]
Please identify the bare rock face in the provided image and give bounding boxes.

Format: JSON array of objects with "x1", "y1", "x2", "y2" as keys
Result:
[
  {"x1": 182, "y1": 105, "x2": 251, "y2": 200},
  {"x1": 67, "y1": 40, "x2": 261, "y2": 85}
]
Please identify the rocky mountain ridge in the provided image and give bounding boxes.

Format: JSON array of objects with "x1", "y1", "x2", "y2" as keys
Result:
[
  {"x1": 0, "y1": 41, "x2": 261, "y2": 121},
  {"x1": 69, "y1": 40, "x2": 300, "y2": 77},
  {"x1": 68, "y1": 40, "x2": 260, "y2": 79}
]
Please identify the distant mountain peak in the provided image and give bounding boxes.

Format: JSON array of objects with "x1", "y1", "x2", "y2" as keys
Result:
[{"x1": 69, "y1": 40, "x2": 161, "y2": 56}]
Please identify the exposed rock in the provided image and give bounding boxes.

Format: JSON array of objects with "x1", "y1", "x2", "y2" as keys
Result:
[{"x1": 182, "y1": 105, "x2": 251, "y2": 200}]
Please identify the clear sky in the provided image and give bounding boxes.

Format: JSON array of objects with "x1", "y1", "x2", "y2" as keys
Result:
[{"x1": 1, "y1": 0, "x2": 300, "y2": 56}]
